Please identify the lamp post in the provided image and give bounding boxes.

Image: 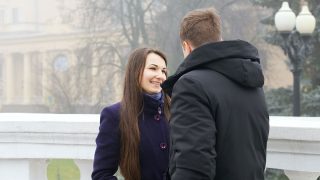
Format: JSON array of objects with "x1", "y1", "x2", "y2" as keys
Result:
[{"x1": 274, "y1": 1, "x2": 316, "y2": 116}]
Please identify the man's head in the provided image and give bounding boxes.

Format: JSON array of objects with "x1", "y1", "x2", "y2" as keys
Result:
[{"x1": 180, "y1": 8, "x2": 222, "y2": 58}]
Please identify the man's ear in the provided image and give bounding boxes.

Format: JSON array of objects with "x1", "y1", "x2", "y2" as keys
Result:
[
  {"x1": 183, "y1": 41, "x2": 192, "y2": 53},
  {"x1": 182, "y1": 41, "x2": 193, "y2": 58}
]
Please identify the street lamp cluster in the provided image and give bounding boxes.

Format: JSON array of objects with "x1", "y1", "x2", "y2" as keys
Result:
[
  {"x1": 275, "y1": 2, "x2": 316, "y2": 35},
  {"x1": 274, "y1": 1, "x2": 316, "y2": 116}
]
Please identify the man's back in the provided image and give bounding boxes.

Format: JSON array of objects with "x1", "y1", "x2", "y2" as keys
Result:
[
  {"x1": 188, "y1": 69, "x2": 268, "y2": 179},
  {"x1": 163, "y1": 40, "x2": 269, "y2": 180}
]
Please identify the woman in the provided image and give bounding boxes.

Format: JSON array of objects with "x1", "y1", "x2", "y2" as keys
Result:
[{"x1": 92, "y1": 48, "x2": 170, "y2": 180}]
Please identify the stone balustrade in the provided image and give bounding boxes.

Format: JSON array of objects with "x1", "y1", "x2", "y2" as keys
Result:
[{"x1": 0, "y1": 114, "x2": 319, "y2": 180}]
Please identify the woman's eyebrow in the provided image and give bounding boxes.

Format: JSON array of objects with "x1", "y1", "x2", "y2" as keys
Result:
[
  {"x1": 148, "y1": 64, "x2": 167, "y2": 69},
  {"x1": 149, "y1": 64, "x2": 158, "y2": 67}
]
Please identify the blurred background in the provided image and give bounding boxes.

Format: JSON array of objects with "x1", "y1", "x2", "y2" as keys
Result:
[
  {"x1": 0, "y1": 0, "x2": 319, "y2": 116},
  {"x1": 0, "y1": 0, "x2": 319, "y2": 179}
]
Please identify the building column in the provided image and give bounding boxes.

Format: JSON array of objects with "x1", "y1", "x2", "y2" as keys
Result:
[
  {"x1": 69, "y1": 50, "x2": 78, "y2": 100},
  {"x1": 90, "y1": 51, "x2": 96, "y2": 105},
  {"x1": 41, "y1": 52, "x2": 51, "y2": 105},
  {"x1": 23, "y1": 53, "x2": 32, "y2": 104},
  {"x1": 4, "y1": 54, "x2": 14, "y2": 104},
  {"x1": 74, "y1": 160, "x2": 93, "y2": 180},
  {"x1": 0, "y1": 159, "x2": 47, "y2": 180}
]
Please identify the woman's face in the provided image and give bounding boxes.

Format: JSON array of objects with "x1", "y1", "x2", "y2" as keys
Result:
[{"x1": 140, "y1": 53, "x2": 167, "y2": 94}]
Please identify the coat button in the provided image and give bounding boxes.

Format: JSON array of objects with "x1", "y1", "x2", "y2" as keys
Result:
[
  {"x1": 160, "y1": 143, "x2": 167, "y2": 150},
  {"x1": 154, "y1": 114, "x2": 160, "y2": 121}
]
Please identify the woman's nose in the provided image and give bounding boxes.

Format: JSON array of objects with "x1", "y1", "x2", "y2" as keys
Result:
[{"x1": 156, "y1": 70, "x2": 166, "y2": 80}]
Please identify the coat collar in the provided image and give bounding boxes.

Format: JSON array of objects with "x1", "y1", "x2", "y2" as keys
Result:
[{"x1": 142, "y1": 93, "x2": 164, "y2": 115}]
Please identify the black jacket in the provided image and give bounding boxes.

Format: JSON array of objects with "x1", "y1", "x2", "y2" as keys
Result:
[{"x1": 162, "y1": 40, "x2": 269, "y2": 180}]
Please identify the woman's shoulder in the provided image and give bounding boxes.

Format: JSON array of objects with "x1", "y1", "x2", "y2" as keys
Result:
[
  {"x1": 100, "y1": 102, "x2": 121, "y2": 125},
  {"x1": 101, "y1": 102, "x2": 121, "y2": 115}
]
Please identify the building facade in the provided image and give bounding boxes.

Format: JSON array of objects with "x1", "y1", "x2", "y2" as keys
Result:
[{"x1": 0, "y1": 0, "x2": 120, "y2": 113}]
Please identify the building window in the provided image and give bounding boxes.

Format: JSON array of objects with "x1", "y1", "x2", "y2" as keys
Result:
[
  {"x1": 12, "y1": 8, "x2": 19, "y2": 23},
  {"x1": 53, "y1": 54, "x2": 69, "y2": 72},
  {"x1": 0, "y1": 9, "x2": 4, "y2": 25},
  {"x1": 0, "y1": 56, "x2": 3, "y2": 100}
]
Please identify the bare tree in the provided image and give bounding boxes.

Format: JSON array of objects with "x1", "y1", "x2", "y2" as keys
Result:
[
  {"x1": 44, "y1": 0, "x2": 165, "y2": 113},
  {"x1": 44, "y1": 43, "x2": 122, "y2": 113},
  {"x1": 46, "y1": 0, "x2": 275, "y2": 113},
  {"x1": 154, "y1": 0, "x2": 272, "y2": 71},
  {"x1": 79, "y1": 0, "x2": 161, "y2": 62}
]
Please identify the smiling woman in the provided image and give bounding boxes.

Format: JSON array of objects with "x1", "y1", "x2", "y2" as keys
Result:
[
  {"x1": 140, "y1": 53, "x2": 167, "y2": 94},
  {"x1": 92, "y1": 47, "x2": 171, "y2": 180}
]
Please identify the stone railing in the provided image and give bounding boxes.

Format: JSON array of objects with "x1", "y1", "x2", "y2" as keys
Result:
[
  {"x1": 0, "y1": 113, "x2": 98, "y2": 180},
  {"x1": 267, "y1": 116, "x2": 320, "y2": 180},
  {"x1": 0, "y1": 114, "x2": 319, "y2": 180}
]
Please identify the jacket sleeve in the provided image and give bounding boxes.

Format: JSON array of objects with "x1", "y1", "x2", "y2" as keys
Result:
[
  {"x1": 92, "y1": 107, "x2": 120, "y2": 180},
  {"x1": 169, "y1": 75, "x2": 217, "y2": 180}
]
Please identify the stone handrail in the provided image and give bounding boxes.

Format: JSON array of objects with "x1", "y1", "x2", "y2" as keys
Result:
[
  {"x1": 0, "y1": 113, "x2": 98, "y2": 180},
  {"x1": 0, "y1": 114, "x2": 319, "y2": 180},
  {"x1": 267, "y1": 116, "x2": 320, "y2": 180}
]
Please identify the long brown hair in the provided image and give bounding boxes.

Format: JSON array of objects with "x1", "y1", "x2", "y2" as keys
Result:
[{"x1": 119, "y1": 48, "x2": 170, "y2": 180}]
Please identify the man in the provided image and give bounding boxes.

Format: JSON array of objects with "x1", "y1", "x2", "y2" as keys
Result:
[{"x1": 161, "y1": 8, "x2": 269, "y2": 180}]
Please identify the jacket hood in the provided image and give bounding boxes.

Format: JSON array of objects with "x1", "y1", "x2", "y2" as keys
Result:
[{"x1": 162, "y1": 40, "x2": 264, "y2": 96}]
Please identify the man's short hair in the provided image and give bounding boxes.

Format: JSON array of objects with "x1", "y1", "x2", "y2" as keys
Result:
[{"x1": 180, "y1": 8, "x2": 221, "y2": 48}]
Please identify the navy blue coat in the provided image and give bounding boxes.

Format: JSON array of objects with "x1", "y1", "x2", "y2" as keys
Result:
[{"x1": 92, "y1": 94, "x2": 169, "y2": 180}]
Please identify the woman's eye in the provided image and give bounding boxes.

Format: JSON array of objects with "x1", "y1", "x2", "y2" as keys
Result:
[
  {"x1": 149, "y1": 67, "x2": 156, "y2": 70},
  {"x1": 162, "y1": 70, "x2": 167, "y2": 74}
]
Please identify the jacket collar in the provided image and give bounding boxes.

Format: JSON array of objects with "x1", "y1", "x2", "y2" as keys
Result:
[{"x1": 161, "y1": 40, "x2": 262, "y2": 96}]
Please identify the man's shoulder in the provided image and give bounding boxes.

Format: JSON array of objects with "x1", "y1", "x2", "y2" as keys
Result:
[
  {"x1": 178, "y1": 68, "x2": 220, "y2": 84},
  {"x1": 174, "y1": 70, "x2": 210, "y2": 91}
]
